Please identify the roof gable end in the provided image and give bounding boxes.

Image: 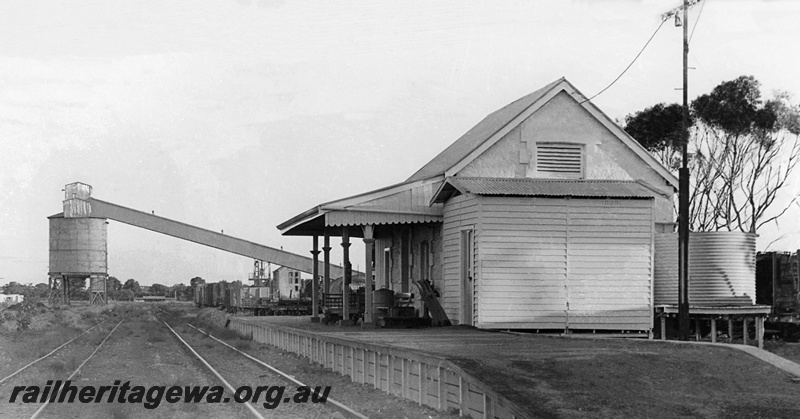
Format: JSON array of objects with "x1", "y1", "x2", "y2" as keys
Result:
[{"x1": 408, "y1": 78, "x2": 678, "y2": 190}]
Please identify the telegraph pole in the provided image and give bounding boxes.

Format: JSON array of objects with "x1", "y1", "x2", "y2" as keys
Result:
[
  {"x1": 662, "y1": 0, "x2": 695, "y2": 340},
  {"x1": 678, "y1": 0, "x2": 691, "y2": 341}
]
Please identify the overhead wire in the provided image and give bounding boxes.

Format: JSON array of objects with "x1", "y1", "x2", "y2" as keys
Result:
[
  {"x1": 689, "y1": 0, "x2": 707, "y2": 44},
  {"x1": 580, "y1": 16, "x2": 669, "y2": 104}
]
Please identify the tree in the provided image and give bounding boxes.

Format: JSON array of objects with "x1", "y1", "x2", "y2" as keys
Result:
[
  {"x1": 123, "y1": 278, "x2": 140, "y2": 295},
  {"x1": 68, "y1": 278, "x2": 88, "y2": 300},
  {"x1": 2, "y1": 281, "x2": 26, "y2": 295},
  {"x1": 107, "y1": 276, "x2": 122, "y2": 292},
  {"x1": 116, "y1": 289, "x2": 134, "y2": 301},
  {"x1": 625, "y1": 76, "x2": 800, "y2": 233},
  {"x1": 170, "y1": 283, "x2": 187, "y2": 300},
  {"x1": 624, "y1": 103, "x2": 689, "y2": 171},
  {"x1": 31, "y1": 283, "x2": 49, "y2": 299},
  {"x1": 150, "y1": 283, "x2": 168, "y2": 296}
]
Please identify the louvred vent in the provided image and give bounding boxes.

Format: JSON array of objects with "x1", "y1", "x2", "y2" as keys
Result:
[{"x1": 536, "y1": 144, "x2": 582, "y2": 174}]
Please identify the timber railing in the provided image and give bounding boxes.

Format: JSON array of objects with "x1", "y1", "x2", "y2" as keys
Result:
[{"x1": 227, "y1": 319, "x2": 529, "y2": 419}]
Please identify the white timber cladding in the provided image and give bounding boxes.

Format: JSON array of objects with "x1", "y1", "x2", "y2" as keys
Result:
[
  {"x1": 444, "y1": 195, "x2": 654, "y2": 330},
  {"x1": 478, "y1": 198, "x2": 568, "y2": 328},
  {"x1": 441, "y1": 194, "x2": 480, "y2": 323},
  {"x1": 565, "y1": 199, "x2": 653, "y2": 330},
  {"x1": 535, "y1": 143, "x2": 584, "y2": 177}
]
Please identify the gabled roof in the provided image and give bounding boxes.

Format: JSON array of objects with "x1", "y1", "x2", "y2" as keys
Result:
[
  {"x1": 407, "y1": 78, "x2": 564, "y2": 182},
  {"x1": 432, "y1": 177, "x2": 666, "y2": 204},
  {"x1": 407, "y1": 77, "x2": 678, "y2": 189},
  {"x1": 277, "y1": 176, "x2": 444, "y2": 236}
]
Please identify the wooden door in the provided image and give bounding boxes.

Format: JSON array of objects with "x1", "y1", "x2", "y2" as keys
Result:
[{"x1": 460, "y1": 229, "x2": 474, "y2": 325}]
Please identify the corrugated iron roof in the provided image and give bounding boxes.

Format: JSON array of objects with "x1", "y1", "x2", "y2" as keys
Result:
[
  {"x1": 278, "y1": 177, "x2": 445, "y2": 235},
  {"x1": 433, "y1": 177, "x2": 662, "y2": 203}
]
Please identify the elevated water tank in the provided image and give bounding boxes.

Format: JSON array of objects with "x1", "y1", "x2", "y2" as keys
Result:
[
  {"x1": 654, "y1": 231, "x2": 756, "y2": 306},
  {"x1": 48, "y1": 214, "x2": 107, "y2": 275}
]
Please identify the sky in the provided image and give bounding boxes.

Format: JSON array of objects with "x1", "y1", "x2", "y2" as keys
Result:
[{"x1": 1, "y1": 0, "x2": 799, "y2": 287}]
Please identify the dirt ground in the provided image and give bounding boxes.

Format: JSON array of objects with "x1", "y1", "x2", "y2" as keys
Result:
[
  {"x1": 232, "y1": 314, "x2": 800, "y2": 419},
  {"x1": 0, "y1": 302, "x2": 453, "y2": 419},
  {"x1": 3, "y1": 302, "x2": 800, "y2": 418}
]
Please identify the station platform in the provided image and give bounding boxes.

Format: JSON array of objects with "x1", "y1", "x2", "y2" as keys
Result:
[{"x1": 223, "y1": 316, "x2": 797, "y2": 419}]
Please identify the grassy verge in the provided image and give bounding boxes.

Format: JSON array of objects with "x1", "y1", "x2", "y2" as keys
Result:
[
  {"x1": 764, "y1": 340, "x2": 800, "y2": 364},
  {"x1": 0, "y1": 302, "x2": 125, "y2": 378}
]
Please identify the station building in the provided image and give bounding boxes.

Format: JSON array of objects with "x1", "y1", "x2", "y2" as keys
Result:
[{"x1": 278, "y1": 78, "x2": 678, "y2": 331}]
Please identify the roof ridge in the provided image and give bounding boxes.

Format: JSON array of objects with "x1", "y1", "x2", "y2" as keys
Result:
[{"x1": 455, "y1": 176, "x2": 640, "y2": 184}]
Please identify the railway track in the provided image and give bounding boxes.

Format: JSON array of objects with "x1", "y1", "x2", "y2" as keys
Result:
[
  {"x1": 29, "y1": 318, "x2": 126, "y2": 419},
  {"x1": 0, "y1": 319, "x2": 109, "y2": 387},
  {"x1": 4, "y1": 303, "x2": 427, "y2": 418},
  {"x1": 155, "y1": 307, "x2": 368, "y2": 419},
  {"x1": 2, "y1": 306, "x2": 255, "y2": 418},
  {"x1": 0, "y1": 317, "x2": 125, "y2": 418},
  {"x1": 185, "y1": 323, "x2": 369, "y2": 419}
]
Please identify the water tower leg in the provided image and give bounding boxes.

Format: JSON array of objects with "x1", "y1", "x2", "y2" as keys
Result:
[
  {"x1": 89, "y1": 274, "x2": 107, "y2": 305},
  {"x1": 64, "y1": 276, "x2": 70, "y2": 305},
  {"x1": 49, "y1": 275, "x2": 64, "y2": 305}
]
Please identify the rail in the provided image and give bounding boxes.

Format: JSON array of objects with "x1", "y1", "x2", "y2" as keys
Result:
[
  {"x1": 160, "y1": 320, "x2": 265, "y2": 419},
  {"x1": 186, "y1": 324, "x2": 368, "y2": 419},
  {"x1": 0, "y1": 319, "x2": 109, "y2": 386},
  {"x1": 30, "y1": 317, "x2": 126, "y2": 419}
]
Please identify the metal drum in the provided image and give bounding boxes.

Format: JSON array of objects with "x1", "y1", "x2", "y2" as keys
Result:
[{"x1": 373, "y1": 288, "x2": 394, "y2": 322}]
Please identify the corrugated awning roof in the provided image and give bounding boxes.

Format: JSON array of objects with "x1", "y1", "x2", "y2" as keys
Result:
[
  {"x1": 278, "y1": 176, "x2": 444, "y2": 236},
  {"x1": 432, "y1": 177, "x2": 665, "y2": 204}
]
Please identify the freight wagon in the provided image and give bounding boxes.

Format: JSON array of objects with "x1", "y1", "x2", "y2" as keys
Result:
[
  {"x1": 194, "y1": 280, "x2": 312, "y2": 316},
  {"x1": 756, "y1": 251, "x2": 800, "y2": 341}
]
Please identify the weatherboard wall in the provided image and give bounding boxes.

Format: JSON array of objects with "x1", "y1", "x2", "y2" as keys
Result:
[
  {"x1": 564, "y1": 198, "x2": 653, "y2": 330},
  {"x1": 450, "y1": 196, "x2": 654, "y2": 331},
  {"x1": 476, "y1": 196, "x2": 568, "y2": 328},
  {"x1": 442, "y1": 193, "x2": 480, "y2": 324}
]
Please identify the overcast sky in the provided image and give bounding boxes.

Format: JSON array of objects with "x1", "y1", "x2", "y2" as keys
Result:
[{"x1": 2, "y1": 0, "x2": 799, "y2": 287}]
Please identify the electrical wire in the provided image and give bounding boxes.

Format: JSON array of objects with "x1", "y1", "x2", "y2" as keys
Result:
[
  {"x1": 689, "y1": 0, "x2": 707, "y2": 43},
  {"x1": 580, "y1": 17, "x2": 668, "y2": 104}
]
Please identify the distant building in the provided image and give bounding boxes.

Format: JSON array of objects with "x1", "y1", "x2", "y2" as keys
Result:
[
  {"x1": 272, "y1": 267, "x2": 303, "y2": 299},
  {"x1": 134, "y1": 295, "x2": 171, "y2": 303},
  {"x1": 0, "y1": 294, "x2": 25, "y2": 304}
]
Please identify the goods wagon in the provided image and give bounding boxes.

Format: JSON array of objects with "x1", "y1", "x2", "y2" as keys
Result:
[{"x1": 194, "y1": 280, "x2": 311, "y2": 316}]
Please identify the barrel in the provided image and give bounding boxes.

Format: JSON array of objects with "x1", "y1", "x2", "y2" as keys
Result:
[{"x1": 373, "y1": 288, "x2": 394, "y2": 322}]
